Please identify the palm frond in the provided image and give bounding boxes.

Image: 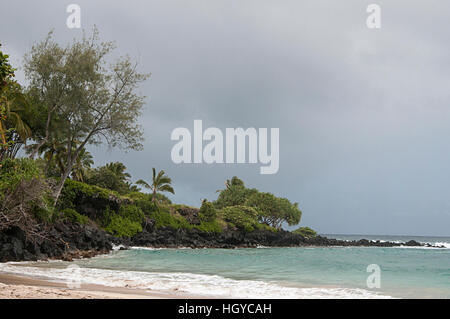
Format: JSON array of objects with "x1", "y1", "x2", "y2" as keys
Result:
[
  {"x1": 136, "y1": 179, "x2": 151, "y2": 189},
  {"x1": 158, "y1": 184, "x2": 175, "y2": 194}
]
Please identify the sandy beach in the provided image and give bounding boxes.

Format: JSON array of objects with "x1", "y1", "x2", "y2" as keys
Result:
[{"x1": 0, "y1": 272, "x2": 187, "y2": 299}]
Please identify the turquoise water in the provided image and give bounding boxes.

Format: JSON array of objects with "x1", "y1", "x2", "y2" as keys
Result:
[{"x1": 1, "y1": 235, "x2": 449, "y2": 298}]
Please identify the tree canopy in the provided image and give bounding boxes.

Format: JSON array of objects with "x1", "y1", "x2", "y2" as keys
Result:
[
  {"x1": 86, "y1": 161, "x2": 136, "y2": 194},
  {"x1": 136, "y1": 168, "x2": 175, "y2": 203},
  {"x1": 214, "y1": 176, "x2": 302, "y2": 229},
  {"x1": 23, "y1": 28, "x2": 150, "y2": 203}
]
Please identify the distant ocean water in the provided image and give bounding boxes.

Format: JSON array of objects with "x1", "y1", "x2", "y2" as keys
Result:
[{"x1": 1, "y1": 234, "x2": 449, "y2": 298}]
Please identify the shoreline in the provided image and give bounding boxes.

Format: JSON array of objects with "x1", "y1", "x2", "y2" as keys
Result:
[
  {"x1": 3, "y1": 221, "x2": 444, "y2": 264},
  {"x1": 1, "y1": 242, "x2": 448, "y2": 299},
  {"x1": 0, "y1": 272, "x2": 202, "y2": 299}
]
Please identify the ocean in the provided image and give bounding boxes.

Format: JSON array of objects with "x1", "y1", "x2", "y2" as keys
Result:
[{"x1": 1, "y1": 234, "x2": 449, "y2": 298}]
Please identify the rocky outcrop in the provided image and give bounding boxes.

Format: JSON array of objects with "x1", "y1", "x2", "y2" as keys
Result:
[
  {"x1": 0, "y1": 222, "x2": 113, "y2": 262},
  {"x1": 1, "y1": 222, "x2": 439, "y2": 263},
  {"x1": 125, "y1": 226, "x2": 424, "y2": 249},
  {"x1": 171, "y1": 206, "x2": 200, "y2": 225}
]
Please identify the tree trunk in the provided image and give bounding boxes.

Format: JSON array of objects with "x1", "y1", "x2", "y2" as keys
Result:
[
  {"x1": 0, "y1": 120, "x2": 7, "y2": 146},
  {"x1": 30, "y1": 139, "x2": 47, "y2": 159},
  {"x1": 52, "y1": 161, "x2": 75, "y2": 206},
  {"x1": 30, "y1": 106, "x2": 53, "y2": 159},
  {"x1": 52, "y1": 137, "x2": 89, "y2": 206},
  {"x1": 44, "y1": 152, "x2": 53, "y2": 176}
]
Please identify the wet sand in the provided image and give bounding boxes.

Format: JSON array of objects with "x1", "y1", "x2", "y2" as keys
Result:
[{"x1": 0, "y1": 272, "x2": 195, "y2": 299}]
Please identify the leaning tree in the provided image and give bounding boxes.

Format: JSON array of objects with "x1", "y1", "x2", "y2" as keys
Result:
[{"x1": 24, "y1": 28, "x2": 150, "y2": 203}]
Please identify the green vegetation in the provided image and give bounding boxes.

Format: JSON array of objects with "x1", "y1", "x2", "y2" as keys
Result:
[
  {"x1": 195, "y1": 220, "x2": 223, "y2": 234},
  {"x1": 104, "y1": 215, "x2": 142, "y2": 238},
  {"x1": 136, "y1": 168, "x2": 175, "y2": 203},
  {"x1": 23, "y1": 28, "x2": 149, "y2": 204},
  {"x1": 214, "y1": 176, "x2": 258, "y2": 208},
  {"x1": 214, "y1": 176, "x2": 302, "y2": 230},
  {"x1": 0, "y1": 158, "x2": 53, "y2": 235},
  {"x1": 60, "y1": 208, "x2": 89, "y2": 225},
  {"x1": 150, "y1": 209, "x2": 191, "y2": 229},
  {"x1": 220, "y1": 206, "x2": 262, "y2": 232},
  {"x1": 101, "y1": 205, "x2": 144, "y2": 237},
  {"x1": 86, "y1": 162, "x2": 138, "y2": 195},
  {"x1": 199, "y1": 200, "x2": 217, "y2": 222},
  {"x1": 0, "y1": 45, "x2": 33, "y2": 161},
  {"x1": 0, "y1": 32, "x2": 307, "y2": 242},
  {"x1": 58, "y1": 178, "x2": 120, "y2": 211},
  {"x1": 293, "y1": 227, "x2": 317, "y2": 238},
  {"x1": 246, "y1": 192, "x2": 301, "y2": 229}
]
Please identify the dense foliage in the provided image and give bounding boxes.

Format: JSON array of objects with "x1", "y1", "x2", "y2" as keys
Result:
[
  {"x1": 60, "y1": 208, "x2": 89, "y2": 225},
  {"x1": 246, "y1": 192, "x2": 301, "y2": 229},
  {"x1": 0, "y1": 158, "x2": 53, "y2": 237},
  {"x1": 0, "y1": 33, "x2": 312, "y2": 243},
  {"x1": 292, "y1": 227, "x2": 317, "y2": 238},
  {"x1": 23, "y1": 28, "x2": 149, "y2": 203},
  {"x1": 86, "y1": 162, "x2": 137, "y2": 195},
  {"x1": 136, "y1": 168, "x2": 175, "y2": 203},
  {"x1": 214, "y1": 176, "x2": 302, "y2": 229},
  {"x1": 214, "y1": 177, "x2": 258, "y2": 208},
  {"x1": 220, "y1": 205, "x2": 264, "y2": 232},
  {"x1": 103, "y1": 205, "x2": 144, "y2": 237},
  {"x1": 199, "y1": 200, "x2": 217, "y2": 222}
]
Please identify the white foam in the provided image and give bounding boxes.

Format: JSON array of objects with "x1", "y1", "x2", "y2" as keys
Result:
[
  {"x1": 130, "y1": 246, "x2": 193, "y2": 251},
  {"x1": 394, "y1": 244, "x2": 450, "y2": 250},
  {"x1": 431, "y1": 242, "x2": 450, "y2": 248},
  {"x1": 0, "y1": 263, "x2": 392, "y2": 299},
  {"x1": 130, "y1": 246, "x2": 165, "y2": 251}
]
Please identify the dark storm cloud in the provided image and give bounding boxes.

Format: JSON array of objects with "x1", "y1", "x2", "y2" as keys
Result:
[{"x1": 2, "y1": 0, "x2": 450, "y2": 235}]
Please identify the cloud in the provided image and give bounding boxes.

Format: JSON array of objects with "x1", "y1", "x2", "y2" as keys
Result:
[{"x1": 1, "y1": 0, "x2": 450, "y2": 235}]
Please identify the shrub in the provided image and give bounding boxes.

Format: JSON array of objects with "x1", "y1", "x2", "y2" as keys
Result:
[
  {"x1": 102, "y1": 204, "x2": 144, "y2": 237},
  {"x1": 0, "y1": 158, "x2": 53, "y2": 235},
  {"x1": 85, "y1": 162, "x2": 137, "y2": 195},
  {"x1": 246, "y1": 192, "x2": 302, "y2": 229},
  {"x1": 153, "y1": 193, "x2": 172, "y2": 205},
  {"x1": 149, "y1": 208, "x2": 192, "y2": 229},
  {"x1": 214, "y1": 177, "x2": 258, "y2": 209},
  {"x1": 219, "y1": 206, "x2": 261, "y2": 232},
  {"x1": 59, "y1": 179, "x2": 118, "y2": 209},
  {"x1": 198, "y1": 200, "x2": 217, "y2": 222},
  {"x1": 195, "y1": 220, "x2": 223, "y2": 233},
  {"x1": 104, "y1": 214, "x2": 142, "y2": 237},
  {"x1": 119, "y1": 204, "x2": 144, "y2": 224},
  {"x1": 58, "y1": 179, "x2": 125, "y2": 221},
  {"x1": 292, "y1": 227, "x2": 317, "y2": 238},
  {"x1": 127, "y1": 192, "x2": 160, "y2": 214},
  {"x1": 60, "y1": 208, "x2": 89, "y2": 225},
  {"x1": 0, "y1": 158, "x2": 41, "y2": 190}
]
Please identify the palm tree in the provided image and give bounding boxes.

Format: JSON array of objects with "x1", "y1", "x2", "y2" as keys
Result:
[
  {"x1": 33, "y1": 138, "x2": 66, "y2": 176},
  {"x1": 71, "y1": 148, "x2": 94, "y2": 182},
  {"x1": 105, "y1": 162, "x2": 131, "y2": 182},
  {"x1": 216, "y1": 176, "x2": 244, "y2": 193},
  {"x1": 136, "y1": 168, "x2": 175, "y2": 202},
  {"x1": 0, "y1": 83, "x2": 32, "y2": 160}
]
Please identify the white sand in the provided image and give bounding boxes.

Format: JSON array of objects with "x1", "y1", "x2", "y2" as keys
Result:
[{"x1": 0, "y1": 272, "x2": 188, "y2": 299}]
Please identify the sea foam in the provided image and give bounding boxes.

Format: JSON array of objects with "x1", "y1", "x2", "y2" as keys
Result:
[{"x1": 0, "y1": 263, "x2": 391, "y2": 299}]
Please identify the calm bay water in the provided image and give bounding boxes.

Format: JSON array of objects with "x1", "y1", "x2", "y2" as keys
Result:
[{"x1": 1, "y1": 234, "x2": 449, "y2": 298}]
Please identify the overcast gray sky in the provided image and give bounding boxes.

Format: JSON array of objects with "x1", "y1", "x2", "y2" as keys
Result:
[{"x1": 2, "y1": 0, "x2": 450, "y2": 236}]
